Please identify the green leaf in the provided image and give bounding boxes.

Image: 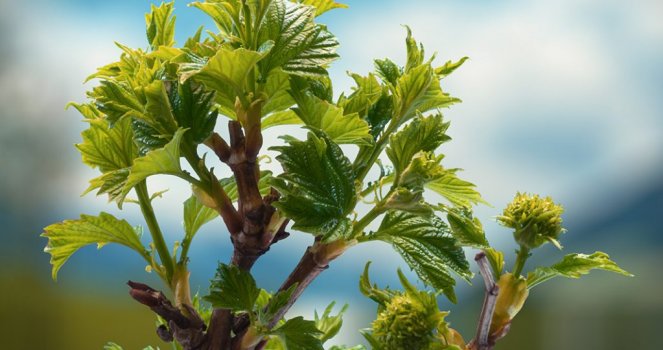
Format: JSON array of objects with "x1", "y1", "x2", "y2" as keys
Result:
[
  {"x1": 295, "y1": 0, "x2": 348, "y2": 16},
  {"x1": 189, "y1": 1, "x2": 238, "y2": 37},
  {"x1": 259, "y1": 0, "x2": 340, "y2": 77},
  {"x1": 392, "y1": 65, "x2": 459, "y2": 125},
  {"x1": 290, "y1": 86, "x2": 372, "y2": 145},
  {"x1": 364, "y1": 93, "x2": 394, "y2": 141},
  {"x1": 339, "y1": 73, "x2": 382, "y2": 118},
  {"x1": 262, "y1": 110, "x2": 303, "y2": 130},
  {"x1": 369, "y1": 211, "x2": 471, "y2": 302},
  {"x1": 186, "y1": 47, "x2": 263, "y2": 110},
  {"x1": 386, "y1": 114, "x2": 450, "y2": 174},
  {"x1": 84, "y1": 168, "x2": 131, "y2": 204},
  {"x1": 484, "y1": 247, "x2": 504, "y2": 278},
  {"x1": 132, "y1": 119, "x2": 169, "y2": 155},
  {"x1": 205, "y1": 263, "x2": 260, "y2": 312},
  {"x1": 426, "y1": 169, "x2": 485, "y2": 208},
  {"x1": 314, "y1": 302, "x2": 348, "y2": 343},
  {"x1": 142, "y1": 80, "x2": 179, "y2": 137},
  {"x1": 359, "y1": 262, "x2": 398, "y2": 306},
  {"x1": 77, "y1": 116, "x2": 138, "y2": 173},
  {"x1": 270, "y1": 316, "x2": 324, "y2": 350},
  {"x1": 90, "y1": 80, "x2": 144, "y2": 125},
  {"x1": 404, "y1": 26, "x2": 425, "y2": 72},
  {"x1": 398, "y1": 151, "x2": 445, "y2": 190},
  {"x1": 123, "y1": 128, "x2": 188, "y2": 199},
  {"x1": 262, "y1": 69, "x2": 296, "y2": 116},
  {"x1": 66, "y1": 102, "x2": 103, "y2": 119},
  {"x1": 167, "y1": 80, "x2": 218, "y2": 144},
  {"x1": 527, "y1": 252, "x2": 633, "y2": 289},
  {"x1": 183, "y1": 194, "x2": 218, "y2": 245},
  {"x1": 435, "y1": 57, "x2": 469, "y2": 79},
  {"x1": 445, "y1": 208, "x2": 489, "y2": 248},
  {"x1": 42, "y1": 212, "x2": 148, "y2": 281},
  {"x1": 259, "y1": 284, "x2": 298, "y2": 325},
  {"x1": 383, "y1": 187, "x2": 433, "y2": 216},
  {"x1": 271, "y1": 133, "x2": 356, "y2": 238},
  {"x1": 146, "y1": 2, "x2": 176, "y2": 50},
  {"x1": 374, "y1": 58, "x2": 401, "y2": 86}
]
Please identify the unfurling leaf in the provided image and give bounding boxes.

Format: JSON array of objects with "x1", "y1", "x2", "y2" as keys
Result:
[
  {"x1": 42, "y1": 213, "x2": 148, "y2": 280},
  {"x1": 484, "y1": 247, "x2": 505, "y2": 278},
  {"x1": 527, "y1": 252, "x2": 633, "y2": 289},
  {"x1": 386, "y1": 114, "x2": 450, "y2": 174},
  {"x1": 314, "y1": 302, "x2": 348, "y2": 343},
  {"x1": 145, "y1": 2, "x2": 176, "y2": 50},
  {"x1": 205, "y1": 263, "x2": 260, "y2": 312}
]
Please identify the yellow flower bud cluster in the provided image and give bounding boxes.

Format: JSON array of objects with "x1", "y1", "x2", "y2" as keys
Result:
[
  {"x1": 497, "y1": 192, "x2": 565, "y2": 249},
  {"x1": 372, "y1": 293, "x2": 439, "y2": 350}
]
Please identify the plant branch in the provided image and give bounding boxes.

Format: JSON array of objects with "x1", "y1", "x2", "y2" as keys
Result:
[
  {"x1": 470, "y1": 252, "x2": 500, "y2": 350},
  {"x1": 128, "y1": 281, "x2": 206, "y2": 350},
  {"x1": 267, "y1": 239, "x2": 349, "y2": 328},
  {"x1": 136, "y1": 181, "x2": 175, "y2": 281}
]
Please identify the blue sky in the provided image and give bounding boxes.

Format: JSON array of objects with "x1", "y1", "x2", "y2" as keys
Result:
[{"x1": 1, "y1": 0, "x2": 662, "y2": 347}]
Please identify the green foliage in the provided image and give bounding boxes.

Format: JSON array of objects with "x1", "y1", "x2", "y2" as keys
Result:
[
  {"x1": 445, "y1": 208, "x2": 489, "y2": 248},
  {"x1": 205, "y1": 263, "x2": 260, "y2": 312},
  {"x1": 271, "y1": 133, "x2": 356, "y2": 240},
  {"x1": 185, "y1": 47, "x2": 264, "y2": 110},
  {"x1": 269, "y1": 316, "x2": 324, "y2": 350},
  {"x1": 42, "y1": 213, "x2": 148, "y2": 280},
  {"x1": 168, "y1": 80, "x2": 218, "y2": 144},
  {"x1": 45, "y1": 2, "x2": 633, "y2": 350},
  {"x1": 484, "y1": 247, "x2": 505, "y2": 278},
  {"x1": 257, "y1": 0, "x2": 340, "y2": 77},
  {"x1": 527, "y1": 252, "x2": 633, "y2": 289},
  {"x1": 426, "y1": 170, "x2": 485, "y2": 209},
  {"x1": 289, "y1": 81, "x2": 372, "y2": 145},
  {"x1": 386, "y1": 114, "x2": 450, "y2": 175},
  {"x1": 123, "y1": 128, "x2": 188, "y2": 201},
  {"x1": 295, "y1": 0, "x2": 348, "y2": 16},
  {"x1": 182, "y1": 194, "x2": 218, "y2": 252},
  {"x1": 314, "y1": 302, "x2": 348, "y2": 343},
  {"x1": 366, "y1": 211, "x2": 471, "y2": 302},
  {"x1": 146, "y1": 2, "x2": 176, "y2": 50}
]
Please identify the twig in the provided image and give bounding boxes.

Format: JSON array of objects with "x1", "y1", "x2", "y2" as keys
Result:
[
  {"x1": 127, "y1": 281, "x2": 206, "y2": 350},
  {"x1": 471, "y1": 252, "x2": 500, "y2": 350}
]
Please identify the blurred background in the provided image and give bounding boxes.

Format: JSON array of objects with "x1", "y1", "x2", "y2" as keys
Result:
[{"x1": 1, "y1": 0, "x2": 662, "y2": 349}]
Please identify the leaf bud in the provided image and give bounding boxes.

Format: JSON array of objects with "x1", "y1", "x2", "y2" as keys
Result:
[{"x1": 490, "y1": 273, "x2": 529, "y2": 338}]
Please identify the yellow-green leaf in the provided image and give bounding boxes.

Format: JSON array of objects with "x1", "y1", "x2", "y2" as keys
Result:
[
  {"x1": 42, "y1": 212, "x2": 148, "y2": 280},
  {"x1": 527, "y1": 252, "x2": 633, "y2": 289},
  {"x1": 123, "y1": 128, "x2": 187, "y2": 199}
]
